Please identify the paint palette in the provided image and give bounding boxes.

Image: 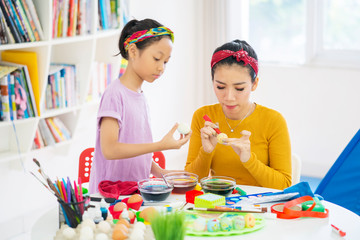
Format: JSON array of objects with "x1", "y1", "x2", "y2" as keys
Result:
[{"x1": 184, "y1": 210, "x2": 265, "y2": 236}]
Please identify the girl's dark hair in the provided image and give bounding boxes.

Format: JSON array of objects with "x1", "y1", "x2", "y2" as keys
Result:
[
  {"x1": 211, "y1": 40, "x2": 258, "y2": 82},
  {"x1": 118, "y1": 18, "x2": 169, "y2": 59}
]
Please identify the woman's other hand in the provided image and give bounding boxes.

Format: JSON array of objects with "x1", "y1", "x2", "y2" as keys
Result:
[{"x1": 223, "y1": 130, "x2": 251, "y2": 162}]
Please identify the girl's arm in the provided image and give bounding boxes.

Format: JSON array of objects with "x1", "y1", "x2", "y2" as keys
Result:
[{"x1": 100, "y1": 117, "x2": 190, "y2": 160}]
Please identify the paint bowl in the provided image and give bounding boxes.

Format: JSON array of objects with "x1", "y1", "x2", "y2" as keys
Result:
[
  {"x1": 164, "y1": 172, "x2": 198, "y2": 194},
  {"x1": 138, "y1": 178, "x2": 173, "y2": 201},
  {"x1": 200, "y1": 176, "x2": 236, "y2": 197}
]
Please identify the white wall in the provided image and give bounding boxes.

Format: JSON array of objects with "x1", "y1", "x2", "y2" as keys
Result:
[{"x1": 252, "y1": 64, "x2": 360, "y2": 177}]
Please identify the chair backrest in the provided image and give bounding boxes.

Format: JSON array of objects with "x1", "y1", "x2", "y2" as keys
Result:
[
  {"x1": 78, "y1": 147, "x2": 95, "y2": 183},
  {"x1": 152, "y1": 151, "x2": 166, "y2": 169},
  {"x1": 315, "y1": 129, "x2": 360, "y2": 215},
  {"x1": 291, "y1": 153, "x2": 302, "y2": 185}
]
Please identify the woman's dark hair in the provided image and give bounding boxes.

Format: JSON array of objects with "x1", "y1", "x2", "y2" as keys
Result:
[
  {"x1": 118, "y1": 18, "x2": 170, "y2": 59},
  {"x1": 211, "y1": 40, "x2": 258, "y2": 82}
]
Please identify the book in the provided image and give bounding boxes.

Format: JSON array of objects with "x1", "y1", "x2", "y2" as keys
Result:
[
  {"x1": 5, "y1": 0, "x2": 28, "y2": 42},
  {"x1": 24, "y1": 0, "x2": 44, "y2": 40},
  {"x1": 53, "y1": 117, "x2": 71, "y2": 140},
  {"x1": 1, "y1": 50, "x2": 41, "y2": 116},
  {"x1": 13, "y1": 0, "x2": 35, "y2": 42},
  {"x1": 45, "y1": 117, "x2": 63, "y2": 142},
  {"x1": 0, "y1": 0, "x2": 22, "y2": 43},
  {"x1": 0, "y1": 61, "x2": 37, "y2": 118},
  {"x1": 0, "y1": 76, "x2": 10, "y2": 121},
  {"x1": 0, "y1": 6, "x2": 8, "y2": 44},
  {"x1": 7, "y1": 74, "x2": 16, "y2": 120},
  {"x1": 19, "y1": 0, "x2": 40, "y2": 41},
  {"x1": 38, "y1": 118, "x2": 56, "y2": 146}
]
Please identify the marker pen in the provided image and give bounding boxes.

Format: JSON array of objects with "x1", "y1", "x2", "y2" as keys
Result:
[{"x1": 331, "y1": 224, "x2": 346, "y2": 237}]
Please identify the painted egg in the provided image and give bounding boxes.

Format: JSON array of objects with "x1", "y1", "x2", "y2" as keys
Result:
[
  {"x1": 220, "y1": 217, "x2": 233, "y2": 231},
  {"x1": 245, "y1": 213, "x2": 256, "y2": 228},
  {"x1": 117, "y1": 218, "x2": 130, "y2": 228},
  {"x1": 112, "y1": 228, "x2": 127, "y2": 240},
  {"x1": 128, "y1": 194, "x2": 142, "y2": 203},
  {"x1": 207, "y1": 218, "x2": 220, "y2": 232},
  {"x1": 233, "y1": 215, "x2": 245, "y2": 230},
  {"x1": 139, "y1": 207, "x2": 158, "y2": 222},
  {"x1": 114, "y1": 202, "x2": 127, "y2": 212},
  {"x1": 217, "y1": 133, "x2": 228, "y2": 144},
  {"x1": 193, "y1": 217, "x2": 207, "y2": 232}
]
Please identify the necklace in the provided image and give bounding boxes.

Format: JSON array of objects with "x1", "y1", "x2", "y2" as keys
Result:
[{"x1": 225, "y1": 103, "x2": 254, "y2": 133}]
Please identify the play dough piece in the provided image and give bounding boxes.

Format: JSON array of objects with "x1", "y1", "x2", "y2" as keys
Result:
[
  {"x1": 217, "y1": 133, "x2": 228, "y2": 144},
  {"x1": 177, "y1": 123, "x2": 191, "y2": 134},
  {"x1": 244, "y1": 213, "x2": 256, "y2": 228}
]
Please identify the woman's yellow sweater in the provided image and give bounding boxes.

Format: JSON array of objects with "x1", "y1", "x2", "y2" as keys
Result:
[{"x1": 185, "y1": 103, "x2": 292, "y2": 190}]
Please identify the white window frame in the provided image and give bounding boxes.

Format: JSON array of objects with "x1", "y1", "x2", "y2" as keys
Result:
[{"x1": 226, "y1": 0, "x2": 360, "y2": 69}]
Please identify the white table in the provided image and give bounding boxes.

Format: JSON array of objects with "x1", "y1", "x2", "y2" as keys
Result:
[{"x1": 31, "y1": 185, "x2": 360, "y2": 239}]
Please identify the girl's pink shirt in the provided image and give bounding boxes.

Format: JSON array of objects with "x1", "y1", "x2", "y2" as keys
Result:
[{"x1": 89, "y1": 80, "x2": 153, "y2": 194}]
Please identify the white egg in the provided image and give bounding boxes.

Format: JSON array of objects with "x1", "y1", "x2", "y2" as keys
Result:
[
  {"x1": 62, "y1": 227, "x2": 76, "y2": 239},
  {"x1": 97, "y1": 221, "x2": 111, "y2": 233},
  {"x1": 177, "y1": 123, "x2": 191, "y2": 135},
  {"x1": 81, "y1": 218, "x2": 96, "y2": 230},
  {"x1": 80, "y1": 225, "x2": 94, "y2": 238},
  {"x1": 95, "y1": 232, "x2": 109, "y2": 240}
]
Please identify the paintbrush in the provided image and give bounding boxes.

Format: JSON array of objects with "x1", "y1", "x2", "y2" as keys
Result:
[
  {"x1": 188, "y1": 207, "x2": 267, "y2": 213},
  {"x1": 33, "y1": 158, "x2": 60, "y2": 196}
]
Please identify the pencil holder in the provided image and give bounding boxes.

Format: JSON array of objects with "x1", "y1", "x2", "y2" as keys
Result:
[{"x1": 58, "y1": 196, "x2": 89, "y2": 228}]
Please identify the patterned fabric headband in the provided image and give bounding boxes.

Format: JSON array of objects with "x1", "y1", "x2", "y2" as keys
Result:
[
  {"x1": 211, "y1": 49, "x2": 258, "y2": 76},
  {"x1": 124, "y1": 26, "x2": 174, "y2": 51}
]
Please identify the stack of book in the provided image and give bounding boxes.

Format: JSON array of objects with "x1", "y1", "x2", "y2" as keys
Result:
[
  {"x1": 0, "y1": 61, "x2": 37, "y2": 121},
  {"x1": 45, "y1": 64, "x2": 79, "y2": 110},
  {"x1": 0, "y1": 0, "x2": 44, "y2": 44},
  {"x1": 52, "y1": 0, "x2": 92, "y2": 38},
  {"x1": 86, "y1": 61, "x2": 114, "y2": 102},
  {"x1": 98, "y1": 0, "x2": 128, "y2": 30},
  {"x1": 33, "y1": 117, "x2": 72, "y2": 149}
]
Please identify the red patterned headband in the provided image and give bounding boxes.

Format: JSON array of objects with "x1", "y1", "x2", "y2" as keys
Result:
[{"x1": 211, "y1": 49, "x2": 258, "y2": 76}]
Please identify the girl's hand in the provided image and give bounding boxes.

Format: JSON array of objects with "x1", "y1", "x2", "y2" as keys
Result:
[
  {"x1": 159, "y1": 123, "x2": 191, "y2": 150},
  {"x1": 200, "y1": 121, "x2": 218, "y2": 153},
  {"x1": 223, "y1": 130, "x2": 251, "y2": 162}
]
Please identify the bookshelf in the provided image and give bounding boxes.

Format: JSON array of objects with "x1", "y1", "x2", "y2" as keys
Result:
[{"x1": 0, "y1": 0, "x2": 128, "y2": 163}]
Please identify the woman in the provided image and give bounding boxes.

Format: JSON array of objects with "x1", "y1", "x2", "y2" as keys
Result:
[{"x1": 185, "y1": 40, "x2": 291, "y2": 190}]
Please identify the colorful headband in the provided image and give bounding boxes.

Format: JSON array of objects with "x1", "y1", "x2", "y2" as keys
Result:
[
  {"x1": 124, "y1": 26, "x2": 174, "y2": 51},
  {"x1": 211, "y1": 49, "x2": 258, "y2": 76}
]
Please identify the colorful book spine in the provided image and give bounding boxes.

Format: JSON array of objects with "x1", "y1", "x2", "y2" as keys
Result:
[
  {"x1": 24, "y1": 0, "x2": 44, "y2": 40},
  {"x1": 38, "y1": 118, "x2": 56, "y2": 146},
  {"x1": 0, "y1": 76, "x2": 10, "y2": 121},
  {"x1": 7, "y1": 74, "x2": 16, "y2": 120},
  {"x1": 0, "y1": 0, "x2": 22, "y2": 42},
  {"x1": 19, "y1": 0, "x2": 40, "y2": 41},
  {"x1": 13, "y1": 0, "x2": 35, "y2": 41}
]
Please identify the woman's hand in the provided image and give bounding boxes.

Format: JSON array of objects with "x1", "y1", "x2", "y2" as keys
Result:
[
  {"x1": 200, "y1": 121, "x2": 218, "y2": 153},
  {"x1": 158, "y1": 123, "x2": 191, "y2": 150},
  {"x1": 223, "y1": 130, "x2": 251, "y2": 162}
]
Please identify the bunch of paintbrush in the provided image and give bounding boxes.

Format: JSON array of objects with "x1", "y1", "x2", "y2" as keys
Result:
[{"x1": 31, "y1": 158, "x2": 86, "y2": 228}]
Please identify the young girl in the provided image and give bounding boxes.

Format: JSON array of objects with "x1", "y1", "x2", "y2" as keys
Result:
[
  {"x1": 185, "y1": 40, "x2": 291, "y2": 190},
  {"x1": 89, "y1": 19, "x2": 191, "y2": 193}
]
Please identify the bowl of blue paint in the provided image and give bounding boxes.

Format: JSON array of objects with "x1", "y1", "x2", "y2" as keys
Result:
[{"x1": 138, "y1": 178, "x2": 174, "y2": 201}]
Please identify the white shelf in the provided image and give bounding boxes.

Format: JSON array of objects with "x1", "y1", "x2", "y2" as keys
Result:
[{"x1": 0, "y1": 0, "x2": 127, "y2": 163}]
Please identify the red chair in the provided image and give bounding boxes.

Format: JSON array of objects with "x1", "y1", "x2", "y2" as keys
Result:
[
  {"x1": 79, "y1": 148, "x2": 165, "y2": 181},
  {"x1": 78, "y1": 147, "x2": 94, "y2": 183},
  {"x1": 152, "y1": 151, "x2": 165, "y2": 169}
]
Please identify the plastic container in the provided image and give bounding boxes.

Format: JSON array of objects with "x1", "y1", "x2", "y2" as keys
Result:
[
  {"x1": 200, "y1": 176, "x2": 236, "y2": 197},
  {"x1": 138, "y1": 178, "x2": 173, "y2": 201},
  {"x1": 164, "y1": 172, "x2": 198, "y2": 194}
]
